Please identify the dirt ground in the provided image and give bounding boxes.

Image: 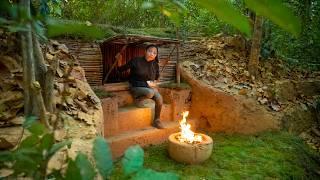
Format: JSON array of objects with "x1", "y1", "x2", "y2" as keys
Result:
[{"x1": 179, "y1": 35, "x2": 320, "y2": 151}]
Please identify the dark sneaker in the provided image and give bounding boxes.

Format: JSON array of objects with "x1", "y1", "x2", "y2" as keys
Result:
[{"x1": 153, "y1": 119, "x2": 165, "y2": 129}]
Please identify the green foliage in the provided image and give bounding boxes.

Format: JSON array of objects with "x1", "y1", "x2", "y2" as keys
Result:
[
  {"x1": 196, "y1": 0, "x2": 251, "y2": 37},
  {"x1": 178, "y1": 1, "x2": 238, "y2": 37},
  {"x1": 61, "y1": 0, "x2": 168, "y2": 28},
  {"x1": 262, "y1": 0, "x2": 320, "y2": 69},
  {"x1": 0, "y1": 117, "x2": 72, "y2": 178},
  {"x1": 0, "y1": 0, "x2": 115, "y2": 41},
  {"x1": 244, "y1": 0, "x2": 301, "y2": 37},
  {"x1": 65, "y1": 158, "x2": 82, "y2": 179},
  {"x1": 93, "y1": 137, "x2": 113, "y2": 179},
  {"x1": 121, "y1": 145, "x2": 179, "y2": 179},
  {"x1": 92, "y1": 88, "x2": 114, "y2": 99},
  {"x1": 0, "y1": 119, "x2": 178, "y2": 179},
  {"x1": 0, "y1": 1, "x2": 29, "y2": 33},
  {"x1": 47, "y1": 18, "x2": 111, "y2": 40},
  {"x1": 122, "y1": 145, "x2": 145, "y2": 175},
  {"x1": 142, "y1": 0, "x2": 188, "y2": 27},
  {"x1": 54, "y1": 0, "x2": 302, "y2": 39},
  {"x1": 76, "y1": 153, "x2": 96, "y2": 179}
]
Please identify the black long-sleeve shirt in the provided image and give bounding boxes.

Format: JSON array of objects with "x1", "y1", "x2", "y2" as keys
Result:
[{"x1": 118, "y1": 56, "x2": 159, "y2": 87}]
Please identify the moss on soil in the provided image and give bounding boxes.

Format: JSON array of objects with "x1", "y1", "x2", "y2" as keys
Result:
[
  {"x1": 111, "y1": 131, "x2": 320, "y2": 179},
  {"x1": 158, "y1": 82, "x2": 191, "y2": 90},
  {"x1": 92, "y1": 88, "x2": 113, "y2": 99}
]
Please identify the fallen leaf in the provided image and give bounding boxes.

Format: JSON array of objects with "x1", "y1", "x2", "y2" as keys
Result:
[
  {"x1": 258, "y1": 97, "x2": 268, "y2": 105},
  {"x1": 238, "y1": 88, "x2": 248, "y2": 96},
  {"x1": 270, "y1": 102, "x2": 281, "y2": 111},
  {"x1": 46, "y1": 53, "x2": 54, "y2": 61},
  {"x1": 77, "y1": 111, "x2": 93, "y2": 125},
  {"x1": 57, "y1": 67, "x2": 64, "y2": 77}
]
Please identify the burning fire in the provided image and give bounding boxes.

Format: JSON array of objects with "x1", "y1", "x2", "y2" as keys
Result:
[{"x1": 178, "y1": 111, "x2": 202, "y2": 143}]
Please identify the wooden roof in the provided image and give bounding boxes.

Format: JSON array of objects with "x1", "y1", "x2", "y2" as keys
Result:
[{"x1": 102, "y1": 34, "x2": 180, "y2": 45}]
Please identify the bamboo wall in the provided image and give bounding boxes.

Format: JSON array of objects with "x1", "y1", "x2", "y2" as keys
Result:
[
  {"x1": 100, "y1": 43, "x2": 145, "y2": 83},
  {"x1": 100, "y1": 43, "x2": 177, "y2": 84},
  {"x1": 60, "y1": 39, "x2": 178, "y2": 86},
  {"x1": 158, "y1": 44, "x2": 177, "y2": 82},
  {"x1": 59, "y1": 39, "x2": 103, "y2": 86}
]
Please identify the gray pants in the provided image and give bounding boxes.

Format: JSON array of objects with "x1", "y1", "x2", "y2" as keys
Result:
[{"x1": 130, "y1": 86, "x2": 163, "y2": 121}]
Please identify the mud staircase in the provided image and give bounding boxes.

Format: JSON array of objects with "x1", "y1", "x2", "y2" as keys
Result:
[{"x1": 101, "y1": 82, "x2": 194, "y2": 158}]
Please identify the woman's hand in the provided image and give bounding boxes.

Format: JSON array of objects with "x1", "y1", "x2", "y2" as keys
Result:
[
  {"x1": 147, "y1": 80, "x2": 158, "y2": 88},
  {"x1": 115, "y1": 53, "x2": 123, "y2": 67}
]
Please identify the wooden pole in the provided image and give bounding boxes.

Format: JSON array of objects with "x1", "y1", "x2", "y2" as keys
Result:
[
  {"x1": 103, "y1": 44, "x2": 127, "y2": 83},
  {"x1": 160, "y1": 45, "x2": 176, "y2": 73},
  {"x1": 20, "y1": 0, "x2": 36, "y2": 116},
  {"x1": 176, "y1": 28, "x2": 180, "y2": 87}
]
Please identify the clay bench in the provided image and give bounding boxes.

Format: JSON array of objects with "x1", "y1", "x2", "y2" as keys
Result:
[{"x1": 99, "y1": 82, "x2": 195, "y2": 158}]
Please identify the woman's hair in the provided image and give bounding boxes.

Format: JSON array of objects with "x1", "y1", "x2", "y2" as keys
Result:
[
  {"x1": 145, "y1": 44, "x2": 159, "y2": 80},
  {"x1": 145, "y1": 44, "x2": 159, "y2": 63}
]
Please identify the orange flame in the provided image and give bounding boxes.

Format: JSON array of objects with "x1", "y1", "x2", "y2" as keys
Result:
[{"x1": 178, "y1": 111, "x2": 202, "y2": 143}]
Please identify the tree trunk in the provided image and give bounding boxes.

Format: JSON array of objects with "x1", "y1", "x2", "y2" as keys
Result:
[
  {"x1": 44, "y1": 56, "x2": 58, "y2": 113},
  {"x1": 20, "y1": 33, "x2": 31, "y2": 115},
  {"x1": 32, "y1": 34, "x2": 47, "y2": 99},
  {"x1": 248, "y1": 15, "x2": 263, "y2": 77},
  {"x1": 32, "y1": 34, "x2": 55, "y2": 113},
  {"x1": 20, "y1": 0, "x2": 37, "y2": 116},
  {"x1": 20, "y1": 0, "x2": 51, "y2": 129}
]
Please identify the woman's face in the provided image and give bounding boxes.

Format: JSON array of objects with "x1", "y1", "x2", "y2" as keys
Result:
[{"x1": 145, "y1": 47, "x2": 158, "y2": 62}]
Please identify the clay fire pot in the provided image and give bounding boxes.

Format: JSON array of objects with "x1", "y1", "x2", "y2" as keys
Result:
[{"x1": 168, "y1": 132, "x2": 213, "y2": 164}]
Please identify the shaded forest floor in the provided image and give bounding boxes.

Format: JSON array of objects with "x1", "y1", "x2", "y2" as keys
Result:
[
  {"x1": 179, "y1": 35, "x2": 320, "y2": 152},
  {"x1": 111, "y1": 131, "x2": 320, "y2": 179},
  {"x1": 180, "y1": 35, "x2": 320, "y2": 110}
]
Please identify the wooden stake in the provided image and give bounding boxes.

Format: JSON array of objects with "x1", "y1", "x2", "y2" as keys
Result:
[
  {"x1": 176, "y1": 27, "x2": 180, "y2": 87},
  {"x1": 103, "y1": 44, "x2": 127, "y2": 83}
]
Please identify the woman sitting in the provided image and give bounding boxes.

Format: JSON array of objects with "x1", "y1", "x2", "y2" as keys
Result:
[{"x1": 118, "y1": 45, "x2": 164, "y2": 129}]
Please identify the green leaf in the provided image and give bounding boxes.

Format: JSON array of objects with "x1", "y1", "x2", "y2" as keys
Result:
[
  {"x1": 39, "y1": 133, "x2": 54, "y2": 158},
  {"x1": 92, "y1": 137, "x2": 113, "y2": 179},
  {"x1": 0, "y1": 0, "x2": 10, "y2": 12},
  {"x1": 75, "y1": 153, "x2": 96, "y2": 180},
  {"x1": 28, "y1": 123, "x2": 47, "y2": 136},
  {"x1": 48, "y1": 140, "x2": 72, "y2": 158},
  {"x1": 163, "y1": 8, "x2": 183, "y2": 25},
  {"x1": 14, "y1": 148, "x2": 39, "y2": 156},
  {"x1": 132, "y1": 168, "x2": 179, "y2": 180},
  {"x1": 195, "y1": 0, "x2": 251, "y2": 36},
  {"x1": 65, "y1": 159, "x2": 82, "y2": 180},
  {"x1": 54, "y1": 7, "x2": 62, "y2": 16},
  {"x1": 6, "y1": 24, "x2": 28, "y2": 32},
  {"x1": 0, "y1": 151, "x2": 13, "y2": 163},
  {"x1": 121, "y1": 145, "x2": 144, "y2": 175},
  {"x1": 19, "y1": 135, "x2": 39, "y2": 148},
  {"x1": 141, "y1": 2, "x2": 154, "y2": 9},
  {"x1": 0, "y1": 17, "x2": 10, "y2": 24},
  {"x1": 47, "y1": 18, "x2": 107, "y2": 40},
  {"x1": 12, "y1": 148, "x2": 40, "y2": 175},
  {"x1": 33, "y1": 20, "x2": 47, "y2": 41},
  {"x1": 23, "y1": 116, "x2": 48, "y2": 136},
  {"x1": 23, "y1": 116, "x2": 37, "y2": 129},
  {"x1": 0, "y1": 0, "x2": 17, "y2": 18},
  {"x1": 244, "y1": 0, "x2": 301, "y2": 37}
]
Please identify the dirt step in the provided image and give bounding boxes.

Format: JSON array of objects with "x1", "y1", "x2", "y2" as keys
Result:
[
  {"x1": 106, "y1": 119, "x2": 197, "y2": 159},
  {"x1": 117, "y1": 105, "x2": 153, "y2": 134},
  {"x1": 105, "y1": 103, "x2": 173, "y2": 137}
]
